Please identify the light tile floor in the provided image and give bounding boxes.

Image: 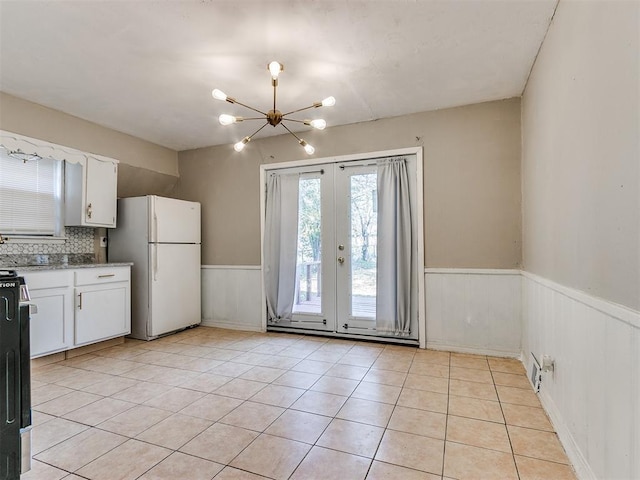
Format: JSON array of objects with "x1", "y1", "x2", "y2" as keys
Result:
[{"x1": 23, "y1": 327, "x2": 577, "y2": 480}]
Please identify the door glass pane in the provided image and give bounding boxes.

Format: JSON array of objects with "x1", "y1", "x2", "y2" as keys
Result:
[
  {"x1": 350, "y1": 173, "x2": 377, "y2": 318},
  {"x1": 293, "y1": 177, "x2": 322, "y2": 314}
]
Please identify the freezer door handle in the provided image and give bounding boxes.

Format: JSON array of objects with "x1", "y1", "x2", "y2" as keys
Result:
[{"x1": 151, "y1": 196, "x2": 158, "y2": 243}]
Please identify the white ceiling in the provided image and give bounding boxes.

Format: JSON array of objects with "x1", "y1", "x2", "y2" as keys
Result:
[{"x1": 0, "y1": 1, "x2": 557, "y2": 151}]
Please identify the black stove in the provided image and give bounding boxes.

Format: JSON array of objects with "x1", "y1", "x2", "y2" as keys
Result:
[{"x1": 0, "y1": 270, "x2": 32, "y2": 479}]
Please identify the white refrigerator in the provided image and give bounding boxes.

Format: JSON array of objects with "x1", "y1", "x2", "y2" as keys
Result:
[{"x1": 108, "y1": 195, "x2": 201, "y2": 340}]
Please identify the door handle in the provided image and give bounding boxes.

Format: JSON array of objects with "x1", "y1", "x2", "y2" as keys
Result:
[
  {"x1": 86, "y1": 203, "x2": 93, "y2": 219},
  {"x1": 153, "y1": 247, "x2": 158, "y2": 281},
  {"x1": 78, "y1": 293, "x2": 82, "y2": 310}
]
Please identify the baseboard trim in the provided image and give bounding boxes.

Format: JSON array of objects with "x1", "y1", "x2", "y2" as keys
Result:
[
  {"x1": 426, "y1": 341, "x2": 520, "y2": 358},
  {"x1": 537, "y1": 388, "x2": 597, "y2": 480},
  {"x1": 200, "y1": 319, "x2": 264, "y2": 332},
  {"x1": 425, "y1": 268, "x2": 521, "y2": 275},
  {"x1": 201, "y1": 265, "x2": 261, "y2": 270}
]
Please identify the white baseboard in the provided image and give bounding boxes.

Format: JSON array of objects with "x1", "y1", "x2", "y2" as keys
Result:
[
  {"x1": 426, "y1": 341, "x2": 520, "y2": 358},
  {"x1": 200, "y1": 319, "x2": 264, "y2": 332},
  {"x1": 537, "y1": 389, "x2": 597, "y2": 480}
]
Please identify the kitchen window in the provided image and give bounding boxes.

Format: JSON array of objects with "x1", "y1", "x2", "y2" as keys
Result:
[{"x1": 0, "y1": 146, "x2": 63, "y2": 237}]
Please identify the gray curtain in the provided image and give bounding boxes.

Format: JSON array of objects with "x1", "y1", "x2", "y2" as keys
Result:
[
  {"x1": 263, "y1": 173, "x2": 299, "y2": 322},
  {"x1": 376, "y1": 157, "x2": 412, "y2": 336}
]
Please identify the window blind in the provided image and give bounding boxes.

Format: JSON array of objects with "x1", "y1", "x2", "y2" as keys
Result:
[{"x1": 0, "y1": 147, "x2": 62, "y2": 235}]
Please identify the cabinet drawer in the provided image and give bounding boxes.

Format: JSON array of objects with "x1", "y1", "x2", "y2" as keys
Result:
[
  {"x1": 20, "y1": 270, "x2": 73, "y2": 290},
  {"x1": 75, "y1": 267, "x2": 129, "y2": 286}
]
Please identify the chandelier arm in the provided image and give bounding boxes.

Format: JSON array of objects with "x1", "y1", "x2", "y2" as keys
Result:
[
  {"x1": 232, "y1": 99, "x2": 268, "y2": 116},
  {"x1": 281, "y1": 118, "x2": 307, "y2": 125},
  {"x1": 246, "y1": 122, "x2": 270, "y2": 141},
  {"x1": 281, "y1": 104, "x2": 319, "y2": 117},
  {"x1": 280, "y1": 123, "x2": 303, "y2": 142}
]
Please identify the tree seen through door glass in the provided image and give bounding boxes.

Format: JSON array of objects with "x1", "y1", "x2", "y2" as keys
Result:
[
  {"x1": 294, "y1": 177, "x2": 322, "y2": 314},
  {"x1": 350, "y1": 173, "x2": 377, "y2": 318}
]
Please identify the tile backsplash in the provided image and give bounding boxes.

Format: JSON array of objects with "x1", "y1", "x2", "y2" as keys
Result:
[{"x1": 0, "y1": 227, "x2": 95, "y2": 265}]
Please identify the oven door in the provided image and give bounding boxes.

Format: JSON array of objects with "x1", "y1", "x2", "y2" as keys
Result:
[{"x1": 19, "y1": 303, "x2": 32, "y2": 474}]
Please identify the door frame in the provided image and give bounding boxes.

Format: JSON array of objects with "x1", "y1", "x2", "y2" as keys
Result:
[{"x1": 259, "y1": 147, "x2": 426, "y2": 348}]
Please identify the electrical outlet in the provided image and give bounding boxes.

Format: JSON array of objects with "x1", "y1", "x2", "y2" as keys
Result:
[{"x1": 99, "y1": 236, "x2": 108, "y2": 248}]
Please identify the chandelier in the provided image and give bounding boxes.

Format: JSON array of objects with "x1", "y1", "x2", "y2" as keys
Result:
[{"x1": 212, "y1": 61, "x2": 335, "y2": 154}]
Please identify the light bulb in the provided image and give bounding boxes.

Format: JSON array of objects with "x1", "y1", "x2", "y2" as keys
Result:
[
  {"x1": 212, "y1": 89, "x2": 227, "y2": 101},
  {"x1": 234, "y1": 137, "x2": 250, "y2": 152},
  {"x1": 309, "y1": 119, "x2": 326, "y2": 130},
  {"x1": 299, "y1": 140, "x2": 315, "y2": 155},
  {"x1": 268, "y1": 61, "x2": 283, "y2": 79},
  {"x1": 321, "y1": 96, "x2": 336, "y2": 107},
  {"x1": 219, "y1": 114, "x2": 237, "y2": 126}
]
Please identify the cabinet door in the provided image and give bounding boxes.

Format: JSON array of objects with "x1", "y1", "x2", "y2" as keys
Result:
[
  {"x1": 30, "y1": 288, "x2": 73, "y2": 358},
  {"x1": 85, "y1": 158, "x2": 117, "y2": 227},
  {"x1": 75, "y1": 283, "x2": 129, "y2": 346}
]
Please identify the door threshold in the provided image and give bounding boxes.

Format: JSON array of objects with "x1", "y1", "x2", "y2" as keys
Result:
[{"x1": 267, "y1": 326, "x2": 419, "y2": 346}]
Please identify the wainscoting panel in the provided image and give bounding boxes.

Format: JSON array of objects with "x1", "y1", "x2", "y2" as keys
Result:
[
  {"x1": 425, "y1": 269, "x2": 522, "y2": 357},
  {"x1": 201, "y1": 266, "x2": 263, "y2": 332},
  {"x1": 522, "y1": 272, "x2": 640, "y2": 480}
]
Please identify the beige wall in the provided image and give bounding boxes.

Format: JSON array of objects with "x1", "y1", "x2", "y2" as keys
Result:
[
  {"x1": 0, "y1": 92, "x2": 179, "y2": 177},
  {"x1": 522, "y1": 1, "x2": 639, "y2": 310},
  {"x1": 117, "y1": 164, "x2": 178, "y2": 199},
  {"x1": 177, "y1": 98, "x2": 522, "y2": 267}
]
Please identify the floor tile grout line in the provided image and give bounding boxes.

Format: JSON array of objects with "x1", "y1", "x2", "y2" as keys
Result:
[
  {"x1": 362, "y1": 349, "x2": 414, "y2": 478},
  {"x1": 441, "y1": 351, "x2": 452, "y2": 478},
  {"x1": 32, "y1": 421, "x2": 154, "y2": 478},
  {"x1": 286, "y1": 341, "x2": 381, "y2": 480},
  {"x1": 489, "y1": 363, "x2": 521, "y2": 480}
]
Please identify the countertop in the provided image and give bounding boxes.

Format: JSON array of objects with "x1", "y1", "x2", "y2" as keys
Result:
[{"x1": 1, "y1": 262, "x2": 133, "y2": 272}]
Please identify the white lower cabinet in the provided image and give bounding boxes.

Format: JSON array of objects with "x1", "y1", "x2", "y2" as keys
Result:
[
  {"x1": 74, "y1": 267, "x2": 131, "y2": 346},
  {"x1": 21, "y1": 266, "x2": 131, "y2": 358},
  {"x1": 75, "y1": 284, "x2": 130, "y2": 345},
  {"x1": 25, "y1": 271, "x2": 74, "y2": 358}
]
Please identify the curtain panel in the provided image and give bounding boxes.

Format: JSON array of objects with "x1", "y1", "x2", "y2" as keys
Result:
[
  {"x1": 376, "y1": 157, "x2": 413, "y2": 336},
  {"x1": 263, "y1": 173, "x2": 299, "y2": 322}
]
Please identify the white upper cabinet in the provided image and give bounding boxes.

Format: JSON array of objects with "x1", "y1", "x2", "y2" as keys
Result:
[{"x1": 65, "y1": 157, "x2": 118, "y2": 228}]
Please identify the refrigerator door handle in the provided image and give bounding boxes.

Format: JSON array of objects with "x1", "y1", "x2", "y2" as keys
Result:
[{"x1": 153, "y1": 246, "x2": 158, "y2": 281}]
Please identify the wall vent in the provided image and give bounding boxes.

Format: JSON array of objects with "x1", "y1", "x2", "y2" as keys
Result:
[{"x1": 529, "y1": 353, "x2": 542, "y2": 392}]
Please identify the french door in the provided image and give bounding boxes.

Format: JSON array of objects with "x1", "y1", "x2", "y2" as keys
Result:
[{"x1": 266, "y1": 158, "x2": 418, "y2": 340}]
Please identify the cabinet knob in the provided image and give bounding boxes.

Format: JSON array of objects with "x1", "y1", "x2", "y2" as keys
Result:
[{"x1": 87, "y1": 203, "x2": 92, "y2": 219}]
